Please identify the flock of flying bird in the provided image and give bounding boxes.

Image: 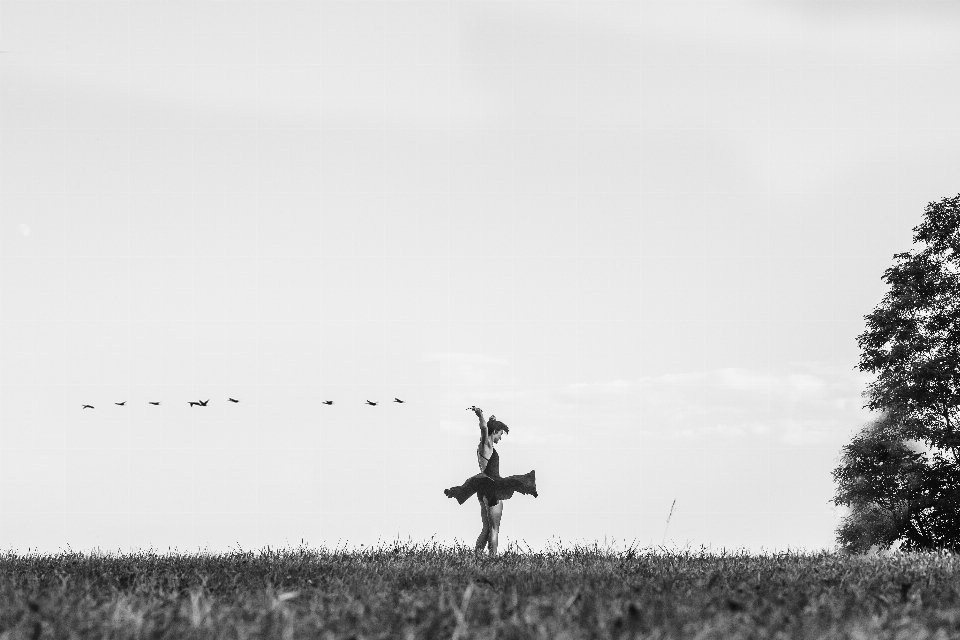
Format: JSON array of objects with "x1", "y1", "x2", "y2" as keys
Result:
[{"x1": 80, "y1": 398, "x2": 406, "y2": 409}]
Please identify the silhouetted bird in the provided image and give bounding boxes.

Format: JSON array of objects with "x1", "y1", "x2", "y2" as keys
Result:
[
  {"x1": 228, "y1": 398, "x2": 239, "y2": 403},
  {"x1": 149, "y1": 402, "x2": 160, "y2": 406},
  {"x1": 394, "y1": 398, "x2": 404, "y2": 403},
  {"x1": 82, "y1": 405, "x2": 94, "y2": 409},
  {"x1": 189, "y1": 401, "x2": 200, "y2": 407},
  {"x1": 322, "y1": 401, "x2": 333, "y2": 405},
  {"x1": 198, "y1": 399, "x2": 209, "y2": 406},
  {"x1": 366, "y1": 400, "x2": 378, "y2": 406},
  {"x1": 115, "y1": 402, "x2": 125, "y2": 406}
]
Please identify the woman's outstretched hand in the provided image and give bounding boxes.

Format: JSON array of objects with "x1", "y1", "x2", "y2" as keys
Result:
[{"x1": 468, "y1": 406, "x2": 484, "y2": 420}]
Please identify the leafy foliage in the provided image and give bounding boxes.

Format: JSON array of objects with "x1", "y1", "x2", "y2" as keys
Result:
[
  {"x1": 839, "y1": 193, "x2": 960, "y2": 551},
  {"x1": 833, "y1": 412, "x2": 960, "y2": 553},
  {"x1": 833, "y1": 411, "x2": 925, "y2": 552},
  {"x1": 858, "y1": 194, "x2": 960, "y2": 451}
]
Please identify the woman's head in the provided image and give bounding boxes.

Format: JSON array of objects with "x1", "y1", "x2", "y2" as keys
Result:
[{"x1": 488, "y1": 416, "x2": 509, "y2": 443}]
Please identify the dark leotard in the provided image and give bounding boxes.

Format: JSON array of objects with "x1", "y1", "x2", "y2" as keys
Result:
[
  {"x1": 475, "y1": 448, "x2": 501, "y2": 504},
  {"x1": 478, "y1": 447, "x2": 500, "y2": 477},
  {"x1": 444, "y1": 444, "x2": 537, "y2": 507}
]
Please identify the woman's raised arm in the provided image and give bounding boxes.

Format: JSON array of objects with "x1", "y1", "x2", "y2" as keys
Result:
[{"x1": 470, "y1": 406, "x2": 488, "y2": 441}]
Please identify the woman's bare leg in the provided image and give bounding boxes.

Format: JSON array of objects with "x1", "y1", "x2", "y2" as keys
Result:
[
  {"x1": 487, "y1": 500, "x2": 503, "y2": 555},
  {"x1": 475, "y1": 495, "x2": 490, "y2": 553}
]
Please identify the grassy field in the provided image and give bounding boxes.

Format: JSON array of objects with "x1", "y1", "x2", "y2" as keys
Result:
[{"x1": 2, "y1": 541, "x2": 960, "y2": 639}]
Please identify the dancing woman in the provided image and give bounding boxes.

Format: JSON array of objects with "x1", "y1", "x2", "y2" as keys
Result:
[{"x1": 444, "y1": 407, "x2": 538, "y2": 555}]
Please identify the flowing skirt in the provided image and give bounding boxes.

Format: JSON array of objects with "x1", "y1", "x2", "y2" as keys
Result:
[{"x1": 444, "y1": 470, "x2": 537, "y2": 507}]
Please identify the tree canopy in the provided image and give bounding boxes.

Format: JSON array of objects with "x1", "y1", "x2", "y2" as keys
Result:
[
  {"x1": 832, "y1": 410, "x2": 960, "y2": 552},
  {"x1": 858, "y1": 194, "x2": 960, "y2": 451},
  {"x1": 835, "y1": 193, "x2": 960, "y2": 552}
]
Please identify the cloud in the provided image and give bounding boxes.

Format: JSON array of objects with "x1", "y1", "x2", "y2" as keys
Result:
[
  {"x1": 508, "y1": 430, "x2": 576, "y2": 447},
  {"x1": 421, "y1": 352, "x2": 509, "y2": 366},
  {"x1": 551, "y1": 361, "x2": 874, "y2": 446},
  {"x1": 421, "y1": 352, "x2": 510, "y2": 386}
]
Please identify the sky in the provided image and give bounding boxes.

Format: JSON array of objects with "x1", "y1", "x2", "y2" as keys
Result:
[{"x1": 2, "y1": 0, "x2": 959, "y2": 554}]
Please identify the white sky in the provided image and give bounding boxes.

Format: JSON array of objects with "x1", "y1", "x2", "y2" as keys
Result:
[{"x1": 2, "y1": 0, "x2": 958, "y2": 554}]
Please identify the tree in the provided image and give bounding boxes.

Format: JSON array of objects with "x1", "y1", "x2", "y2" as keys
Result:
[
  {"x1": 836, "y1": 193, "x2": 960, "y2": 551},
  {"x1": 858, "y1": 193, "x2": 960, "y2": 451},
  {"x1": 833, "y1": 411, "x2": 925, "y2": 552}
]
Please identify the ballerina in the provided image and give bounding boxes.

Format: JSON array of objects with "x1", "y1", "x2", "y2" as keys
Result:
[{"x1": 444, "y1": 407, "x2": 537, "y2": 556}]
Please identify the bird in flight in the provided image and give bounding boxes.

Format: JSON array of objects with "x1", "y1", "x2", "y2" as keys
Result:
[
  {"x1": 198, "y1": 399, "x2": 209, "y2": 406},
  {"x1": 393, "y1": 398, "x2": 404, "y2": 403},
  {"x1": 366, "y1": 400, "x2": 378, "y2": 406},
  {"x1": 228, "y1": 398, "x2": 239, "y2": 403},
  {"x1": 149, "y1": 401, "x2": 160, "y2": 406},
  {"x1": 188, "y1": 401, "x2": 200, "y2": 407},
  {"x1": 115, "y1": 401, "x2": 125, "y2": 406},
  {"x1": 322, "y1": 400, "x2": 333, "y2": 405},
  {"x1": 82, "y1": 404, "x2": 94, "y2": 409}
]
